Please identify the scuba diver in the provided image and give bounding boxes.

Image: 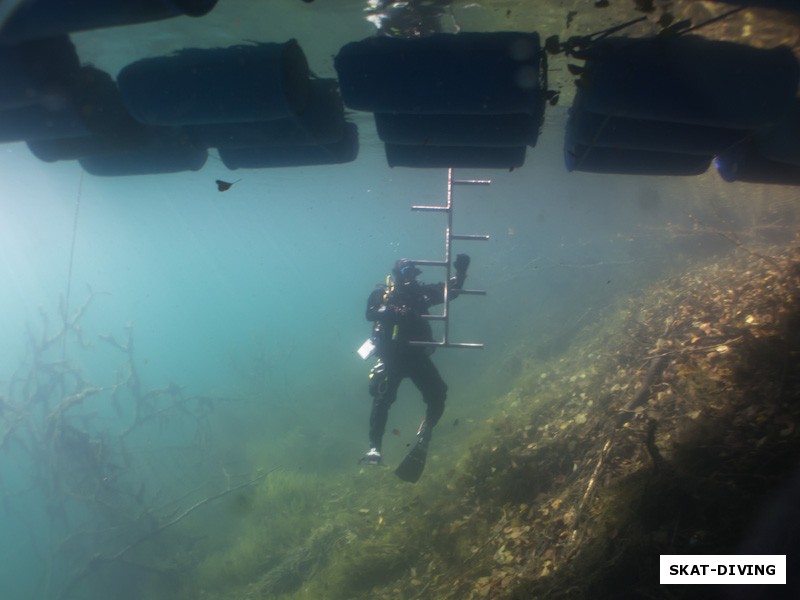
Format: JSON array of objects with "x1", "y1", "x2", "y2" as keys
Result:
[{"x1": 360, "y1": 253, "x2": 470, "y2": 482}]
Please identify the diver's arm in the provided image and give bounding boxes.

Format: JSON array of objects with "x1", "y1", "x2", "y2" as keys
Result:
[
  {"x1": 453, "y1": 253, "x2": 470, "y2": 288},
  {"x1": 447, "y1": 253, "x2": 471, "y2": 300},
  {"x1": 421, "y1": 282, "x2": 447, "y2": 307},
  {"x1": 366, "y1": 288, "x2": 386, "y2": 321},
  {"x1": 448, "y1": 276, "x2": 463, "y2": 299},
  {"x1": 366, "y1": 288, "x2": 412, "y2": 322},
  {"x1": 421, "y1": 277, "x2": 465, "y2": 308}
]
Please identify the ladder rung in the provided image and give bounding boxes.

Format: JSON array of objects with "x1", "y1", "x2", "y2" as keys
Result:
[
  {"x1": 421, "y1": 314, "x2": 447, "y2": 321},
  {"x1": 413, "y1": 259, "x2": 448, "y2": 267},
  {"x1": 453, "y1": 179, "x2": 491, "y2": 186},
  {"x1": 409, "y1": 340, "x2": 484, "y2": 349},
  {"x1": 412, "y1": 204, "x2": 449, "y2": 212},
  {"x1": 452, "y1": 234, "x2": 490, "y2": 241}
]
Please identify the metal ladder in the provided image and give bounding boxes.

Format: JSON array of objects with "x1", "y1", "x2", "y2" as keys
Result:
[{"x1": 409, "y1": 168, "x2": 490, "y2": 350}]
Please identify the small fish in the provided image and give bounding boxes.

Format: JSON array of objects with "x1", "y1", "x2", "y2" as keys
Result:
[
  {"x1": 452, "y1": 418, "x2": 459, "y2": 427},
  {"x1": 594, "y1": 0, "x2": 609, "y2": 7},
  {"x1": 215, "y1": 179, "x2": 241, "y2": 192},
  {"x1": 391, "y1": 428, "x2": 401, "y2": 437}
]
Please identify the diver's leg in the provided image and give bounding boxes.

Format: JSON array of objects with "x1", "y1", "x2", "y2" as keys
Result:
[
  {"x1": 408, "y1": 354, "x2": 448, "y2": 443},
  {"x1": 367, "y1": 364, "x2": 402, "y2": 454},
  {"x1": 393, "y1": 354, "x2": 445, "y2": 482}
]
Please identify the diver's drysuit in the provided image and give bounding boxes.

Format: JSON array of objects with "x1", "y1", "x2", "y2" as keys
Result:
[{"x1": 364, "y1": 256, "x2": 469, "y2": 457}]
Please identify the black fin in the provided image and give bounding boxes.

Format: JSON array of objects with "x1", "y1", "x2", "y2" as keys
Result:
[{"x1": 394, "y1": 443, "x2": 428, "y2": 483}]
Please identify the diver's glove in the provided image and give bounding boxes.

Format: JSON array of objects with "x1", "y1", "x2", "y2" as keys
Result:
[
  {"x1": 454, "y1": 253, "x2": 470, "y2": 275},
  {"x1": 453, "y1": 253, "x2": 470, "y2": 288},
  {"x1": 377, "y1": 304, "x2": 414, "y2": 321}
]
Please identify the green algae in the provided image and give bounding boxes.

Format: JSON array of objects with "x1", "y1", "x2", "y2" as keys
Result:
[{"x1": 157, "y1": 241, "x2": 800, "y2": 600}]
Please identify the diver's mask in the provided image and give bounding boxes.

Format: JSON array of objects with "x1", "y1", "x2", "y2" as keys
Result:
[{"x1": 393, "y1": 259, "x2": 421, "y2": 285}]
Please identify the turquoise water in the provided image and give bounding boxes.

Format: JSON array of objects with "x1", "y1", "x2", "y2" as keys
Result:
[{"x1": 1, "y1": 1, "x2": 798, "y2": 598}]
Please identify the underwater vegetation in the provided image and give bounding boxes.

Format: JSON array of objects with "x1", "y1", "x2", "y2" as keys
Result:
[
  {"x1": 174, "y1": 235, "x2": 800, "y2": 600},
  {"x1": 0, "y1": 291, "x2": 269, "y2": 600},
  {"x1": 433, "y1": 243, "x2": 800, "y2": 600}
]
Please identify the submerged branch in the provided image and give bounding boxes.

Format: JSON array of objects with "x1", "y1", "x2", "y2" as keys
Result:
[
  {"x1": 690, "y1": 215, "x2": 782, "y2": 270},
  {"x1": 573, "y1": 352, "x2": 670, "y2": 539},
  {"x1": 113, "y1": 467, "x2": 278, "y2": 560},
  {"x1": 56, "y1": 467, "x2": 279, "y2": 600},
  {"x1": 615, "y1": 355, "x2": 668, "y2": 428}
]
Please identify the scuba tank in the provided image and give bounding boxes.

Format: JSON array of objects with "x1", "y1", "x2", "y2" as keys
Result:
[{"x1": 378, "y1": 273, "x2": 401, "y2": 342}]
